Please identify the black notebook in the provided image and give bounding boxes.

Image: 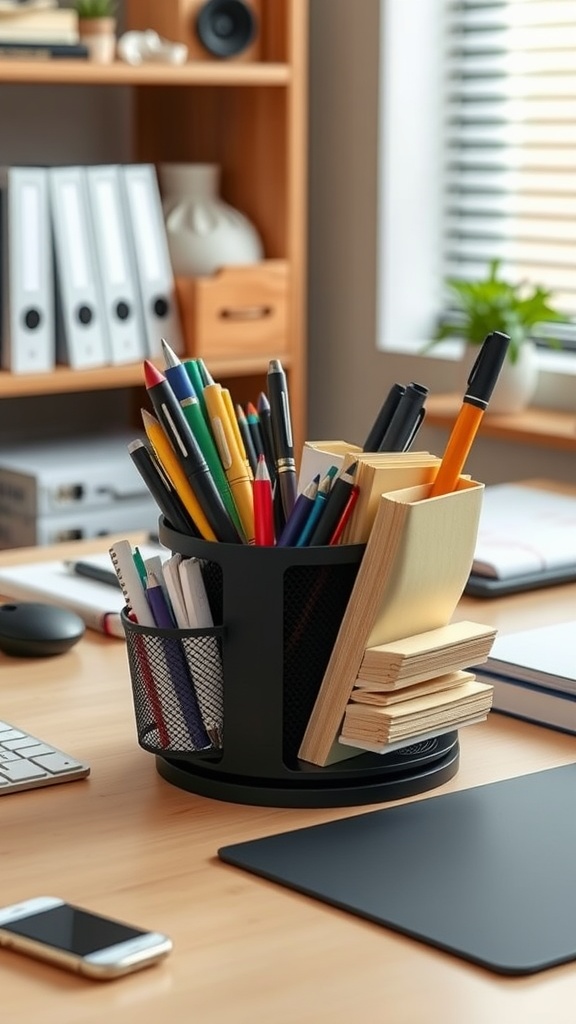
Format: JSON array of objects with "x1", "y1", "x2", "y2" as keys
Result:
[{"x1": 219, "y1": 763, "x2": 576, "y2": 975}]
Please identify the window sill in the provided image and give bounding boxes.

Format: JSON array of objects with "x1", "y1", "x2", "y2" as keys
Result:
[
  {"x1": 425, "y1": 395, "x2": 576, "y2": 452},
  {"x1": 386, "y1": 338, "x2": 576, "y2": 377}
]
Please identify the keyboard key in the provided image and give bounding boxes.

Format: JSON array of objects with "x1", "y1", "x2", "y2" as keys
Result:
[
  {"x1": 28, "y1": 753, "x2": 82, "y2": 775},
  {"x1": 0, "y1": 760, "x2": 49, "y2": 782}
]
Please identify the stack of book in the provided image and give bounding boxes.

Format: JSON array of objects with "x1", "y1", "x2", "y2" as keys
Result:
[
  {"x1": 473, "y1": 620, "x2": 576, "y2": 735},
  {"x1": 0, "y1": 1, "x2": 85, "y2": 57},
  {"x1": 339, "y1": 620, "x2": 496, "y2": 752}
]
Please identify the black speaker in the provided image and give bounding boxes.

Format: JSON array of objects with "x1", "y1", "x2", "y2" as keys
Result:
[{"x1": 195, "y1": 0, "x2": 257, "y2": 59}]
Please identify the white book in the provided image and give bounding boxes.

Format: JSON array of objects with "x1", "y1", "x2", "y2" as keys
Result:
[
  {"x1": 48, "y1": 165, "x2": 110, "y2": 368},
  {"x1": 472, "y1": 484, "x2": 576, "y2": 579},
  {"x1": 0, "y1": 166, "x2": 54, "y2": 373},
  {"x1": 85, "y1": 165, "x2": 146, "y2": 365},
  {"x1": 120, "y1": 164, "x2": 183, "y2": 359}
]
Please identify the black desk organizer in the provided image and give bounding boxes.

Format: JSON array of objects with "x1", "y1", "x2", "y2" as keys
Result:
[{"x1": 121, "y1": 518, "x2": 459, "y2": 808}]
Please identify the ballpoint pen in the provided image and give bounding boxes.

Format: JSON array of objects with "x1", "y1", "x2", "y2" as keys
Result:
[
  {"x1": 65, "y1": 561, "x2": 119, "y2": 588},
  {"x1": 256, "y1": 391, "x2": 278, "y2": 485},
  {"x1": 202, "y1": 382, "x2": 255, "y2": 544},
  {"x1": 143, "y1": 360, "x2": 242, "y2": 544},
  {"x1": 161, "y1": 338, "x2": 197, "y2": 403},
  {"x1": 267, "y1": 359, "x2": 298, "y2": 519},
  {"x1": 180, "y1": 395, "x2": 245, "y2": 539},
  {"x1": 362, "y1": 383, "x2": 406, "y2": 451},
  {"x1": 377, "y1": 382, "x2": 429, "y2": 453},
  {"x1": 182, "y1": 358, "x2": 210, "y2": 420},
  {"x1": 141, "y1": 408, "x2": 217, "y2": 542},
  {"x1": 429, "y1": 330, "x2": 510, "y2": 497},
  {"x1": 127, "y1": 438, "x2": 199, "y2": 537}
]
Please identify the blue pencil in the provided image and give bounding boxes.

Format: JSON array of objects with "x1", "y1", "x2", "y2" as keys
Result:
[
  {"x1": 276, "y1": 474, "x2": 320, "y2": 547},
  {"x1": 296, "y1": 467, "x2": 337, "y2": 547}
]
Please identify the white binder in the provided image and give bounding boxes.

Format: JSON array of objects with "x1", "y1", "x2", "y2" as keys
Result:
[
  {"x1": 120, "y1": 163, "x2": 183, "y2": 358},
  {"x1": 0, "y1": 166, "x2": 54, "y2": 374},
  {"x1": 85, "y1": 164, "x2": 146, "y2": 365},
  {"x1": 48, "y1": 165, "x2": 110, "y2": 369}
]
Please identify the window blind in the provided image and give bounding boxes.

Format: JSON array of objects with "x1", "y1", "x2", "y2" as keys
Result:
[{"x1": 443, "y1": 0, "x2": 576, "y2": 347}]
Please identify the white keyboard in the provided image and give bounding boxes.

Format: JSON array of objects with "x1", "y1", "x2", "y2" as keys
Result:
[{"x1": 0, "y1": 721, "x2": 90, "y2": 795}]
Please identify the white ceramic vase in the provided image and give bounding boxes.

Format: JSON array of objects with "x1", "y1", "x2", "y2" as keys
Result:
[
  {"x1": 158, "y1": 163, "x2": 264, "y2": 277},
  {"x1": 461, "y1": 339, "x2": 539, "y2": 414}
]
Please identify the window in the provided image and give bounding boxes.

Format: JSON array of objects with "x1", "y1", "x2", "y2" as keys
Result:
[{"x1": 377, "y1": 0, "x2": 576, "y2": 354}]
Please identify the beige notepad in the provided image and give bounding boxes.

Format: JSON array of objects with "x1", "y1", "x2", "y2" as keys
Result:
[
  {"x1": 350, "y1": 669, "x2": 473, "y2": 705},
  {"x1": 298, "y1": 478, "x2": 484, "y2": 766},
  {"x1": 356, "y1": 620, "x2": 497, "y2": 690},
  {"x1": 340, "y1": 678, "x2": 494, "y2": 748},
  {"x1": 340, "y1": 452, "x2": 441, "y2": 544}
]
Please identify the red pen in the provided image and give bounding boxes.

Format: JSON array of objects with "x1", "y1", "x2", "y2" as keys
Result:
[
  {"x1": 329, "y1": 484, "x2": 360, "y2": 545},
  {"x1": 253, "y1": 454, "x2": 275, "y2": 546}
]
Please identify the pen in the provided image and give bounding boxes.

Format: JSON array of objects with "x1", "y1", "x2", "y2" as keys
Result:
[
  {"x1": 256, "y1": 391, "x2": 278, "y2": 485},
  {"x1": 203, "y1": 382, "x2": 255, "y2": 544},
  {"x1": 276, "y1": 473, "x2": 320, "y2": 547},
  {"x1": 65, "y1": 560, "x2": 120, "y2": 588},
  {"x1": 145, "y1": 571, "x2": 176, "y2": 629},
  {"x1": 183, "y1": 358, "x2": 209, "y2": 420},
  {"x1": 223, "y1": 387, "x2": 253, "y2": 479},
  {"x1": 308, "y1": 462, "x2": 359, "y2": 546},
  {"x1": 161, "y1": 337, "x2": 197, "y2": 403},
  {"x1": 253, "y1": 454, "x2": 275, "y2": 546},
  {"x1": 267, "y1": 359, "x2": 298, "y2": 519},
  {"x1": 429, "y1": 330, "x2": 510, "y2": 497},
  {"x1": 362, "y1": 383, "x2": 405, "y2": 451},
  {"x1": 180, "y1": 395, "x2": 245, "y2": 539},
  {"x1": 127, "y1": 438, "x2": 198, "y2": 537},
  {"x1": 377, "y1": 382, "x2": 428, "y2": 452},
  {"x1": 141, "y1": 408, "x2": 217, "y2": 542},
  {"x1": 144, "y1": 360, "x2": 242, "y2": 544}
]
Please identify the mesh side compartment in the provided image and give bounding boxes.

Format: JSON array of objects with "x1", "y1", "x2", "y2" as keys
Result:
[
  {"x1": 124, "y1": 625, "x2": 224, "y2": 756},
  {"x1": 282, "y1": 561, "x2": 361, "y2": 761}
]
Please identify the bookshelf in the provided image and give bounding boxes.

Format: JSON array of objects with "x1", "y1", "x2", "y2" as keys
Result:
[{"x1": 0, "y1": 0, "x2": 308, "y2": 452}]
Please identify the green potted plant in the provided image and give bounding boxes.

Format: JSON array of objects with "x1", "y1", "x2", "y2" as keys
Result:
[
  {"x1": 426, "y1": 258, "x2": 568, "y2": 413},
  {"x1": 74, "y1": 0, "x2": 117, "y2": 64}
]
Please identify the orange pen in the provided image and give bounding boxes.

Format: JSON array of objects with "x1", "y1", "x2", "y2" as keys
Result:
[{"x1": 429, "y1": 331, "x2": 510, "y2": 497}]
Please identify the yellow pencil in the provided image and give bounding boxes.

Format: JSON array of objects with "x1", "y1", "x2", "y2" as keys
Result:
[
  {"x1": 141, "y1": 409, "x2": 217, "y2": 542},
  {"x1": 203, "y1": 384, "x2": 255, "y2": 544}
]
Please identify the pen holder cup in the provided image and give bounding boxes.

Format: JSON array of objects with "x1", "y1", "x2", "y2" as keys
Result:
[{"x1": 119, "y1": 520, "x2": 465, "y2": 807}]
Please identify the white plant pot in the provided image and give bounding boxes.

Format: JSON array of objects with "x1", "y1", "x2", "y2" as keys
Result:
[
  {"x1": 461, "y1": 340, "x2": 539, "y2": 415},
  {"x1": 79, "y1": 17, "x2": 116, "y2": 64},
  {"x1": 158, "y1": 163, "x2": 264, "y2": 277}
]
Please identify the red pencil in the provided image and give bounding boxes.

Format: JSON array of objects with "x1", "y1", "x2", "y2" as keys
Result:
[
  {"x1": 329, "y1": 484, "x2": 360, "y2": 545},
  {"x1": 253, "y1": 454, "x2": 275, "y2": 546}
]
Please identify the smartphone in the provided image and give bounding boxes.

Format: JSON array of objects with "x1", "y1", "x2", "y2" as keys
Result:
[{"x1": 0, "y1": 897, "x2": 172, "y2": 980}]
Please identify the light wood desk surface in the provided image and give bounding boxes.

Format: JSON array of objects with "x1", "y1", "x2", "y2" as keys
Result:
[{"x1": 1, "y1": 533, "x2": 575, "y2": 1024}]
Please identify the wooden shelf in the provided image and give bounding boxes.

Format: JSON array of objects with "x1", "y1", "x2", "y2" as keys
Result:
[
  {"x1": 425, "y1": 394, "x2": 576, "y2": 452},
  {"x1": 0, "y1": 59, "x2": 291, "y2": 87},
  {"x1": 0, "y1": 353, "x2": 292, "y2": 399}
]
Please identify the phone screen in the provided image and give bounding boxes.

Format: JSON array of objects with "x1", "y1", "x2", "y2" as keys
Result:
[{"x1": 2, "y1": 904, "x2": 146, "y2": 956}]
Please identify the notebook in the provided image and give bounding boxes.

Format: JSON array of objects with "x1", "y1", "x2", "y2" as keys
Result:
[
  {"x1": 219, "y1": 762, "x2": 576, "y2": 975},
  {"x1": 0, "y1": 545, "x2": 164, "y2": 637}
]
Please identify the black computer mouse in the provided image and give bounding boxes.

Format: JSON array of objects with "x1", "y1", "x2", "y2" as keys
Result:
[{"x1": 0, "y1": 603, "x2": 85, "y2": 657}]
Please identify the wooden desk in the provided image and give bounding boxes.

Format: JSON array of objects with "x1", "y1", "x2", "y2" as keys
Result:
[{"x1": 1, "y1": 535, "x2": 576, "y2": 1024}]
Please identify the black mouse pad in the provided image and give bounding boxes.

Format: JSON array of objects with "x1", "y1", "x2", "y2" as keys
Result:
[{"x1": 219, "y1": 763, "x2": 576, "y2": 975}]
